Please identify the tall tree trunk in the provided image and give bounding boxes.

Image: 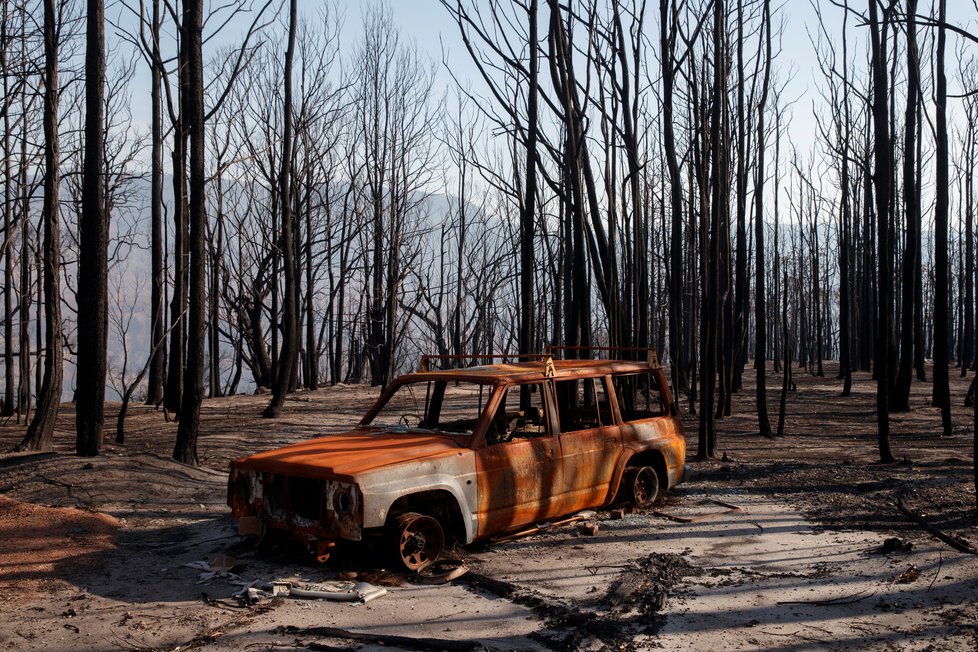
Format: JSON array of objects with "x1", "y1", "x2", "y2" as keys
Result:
[
  {"x1": 520, "y1": 0, "x2": 538, "y2": 366},
  {"x1": 16, "y1": 0, "x2": 61, "y2": 452},
  {"x1": 146, "y1": 0, "x2": 165, "y2": 405},
  {"x1": 1, "y1": 0, "x2": 11, "y2": 419},
  {"x1": 698, "y1": 0, "x2": 724, "y2": 459},
  {"x1": 733, "y1": 0, "x2": 748, "y2": 393},
  {"x1": 304, "y1": 136, "x2": 317, "y2": 391},
  {"x1": 839, "y1": 5, "x2": 853, "y2": 397},
  {"x1": 754, "y1": 0, "x2": 772, "y2": 438},
  {"x1": 264, "y1": 0, "x2": 298, "y2": 418},
  {"x1": 165, "y1": 124, "x2": 187, "y2": 413},
  {"x1": 173, "y1": 0, "x2": 205, "y2": 464},
  {"x1": 868, "y1": 0, "x2": 895, "y2": 462},
  {"x1": 76, "y1": 0, "x2": 107, "y2": 457},
  {"x1": 895, "y1": 0, "x2": 920, "y2": 410},
  {"x1": 661, "y1": 0, "x2": 685, "y2": 401},
  {"x1": 932, "y1": 0, "x2": 952, "y2": 436},
  {"x1": 17, "y1": 165, "x2": 29, "y2": 420}
]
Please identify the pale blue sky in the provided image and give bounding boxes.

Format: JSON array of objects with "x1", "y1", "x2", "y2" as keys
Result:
[{"x1": 111, "y1": 0, "x2": 978, "y2": 170}]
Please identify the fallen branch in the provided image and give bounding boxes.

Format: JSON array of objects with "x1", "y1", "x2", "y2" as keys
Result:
[
  {"x1": 282, "y1": 626, "x2": 480, "y2": 652},
  {"x1": 161, "y1": 609, "x2": 260, "y2": 652},
  {"x1": 35, "y1": 474, "x2": 97, "y2": 507},
  {"x1": 777, "y1": 589, "x2": 874, "y2": 606},
  {"x1": 491, "y1": 515, "x2": 585, "y2": 544},
  {"x1": 896, "y1": 494, "x2": 978, "y2": 555},
  {"x1": 653, "y1": 499, "x2": 741, "y2": 523}
]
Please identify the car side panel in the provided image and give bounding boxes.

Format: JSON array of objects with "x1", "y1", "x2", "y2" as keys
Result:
[
  {"x1": 556, "y1": 425, "x2": 623, "y2": 512},
  {"x1": 474, "y1": 436, "x2": 563, "y2": 538}
]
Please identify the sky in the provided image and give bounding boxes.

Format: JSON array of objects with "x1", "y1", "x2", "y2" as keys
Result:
[
  {"x1": 113, "y1": 0, "x2": 823, "y2": 148},
  {"x1": 108, "y1": 0, "x2": 978, "y2": 182}
]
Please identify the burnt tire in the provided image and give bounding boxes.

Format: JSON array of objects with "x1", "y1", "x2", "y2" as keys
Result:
[
  {"x1": 392, "y1": 512, "x2": 445, "y2": 572},
  {"x1": 624, "y1": 465, "x2": 660, "y2": 507}
]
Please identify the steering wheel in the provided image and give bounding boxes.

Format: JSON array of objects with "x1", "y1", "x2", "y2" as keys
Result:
[{"x1": 399, "y1": 413, "x2": 425, "y2": 427}]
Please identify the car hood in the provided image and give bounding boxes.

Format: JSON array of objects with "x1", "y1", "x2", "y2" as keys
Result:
[{"x1": 229, "y1": 429, "x2": 468, "y2": 480}]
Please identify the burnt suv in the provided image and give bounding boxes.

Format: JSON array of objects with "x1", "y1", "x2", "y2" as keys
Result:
[{"x1": 227, "y1": 350, "x2": 688, "y2": 570}]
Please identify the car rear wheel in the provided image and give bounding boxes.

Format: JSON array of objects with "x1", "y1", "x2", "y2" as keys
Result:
[
  {"x1": 626, "y1": 465, "x2": 660, "y2": 507},
  {"x1": 393, "y1": 512, "x2": 445, "y2": 571}
]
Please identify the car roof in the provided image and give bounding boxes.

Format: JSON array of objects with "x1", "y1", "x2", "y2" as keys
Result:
[{"x1": 396, "y1": 359, "x2": 660, "y2": 385}]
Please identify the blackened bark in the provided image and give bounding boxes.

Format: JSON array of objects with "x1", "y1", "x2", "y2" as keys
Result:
[
  {"x1": 733, "y1": 0, "x2": 748, "y2": 393},
  {"x1": 146, "y1": 0, "x2": 165, "y2": 405},
  {"x1": 520, "y1": 0, "x2": 538, "y2": 365},
  {"x1": 698, "y1": 0, "x2": 724, "y2": 459},
  {"x1": 839, "y1": 6, "x2": 853, "y2": 397},
  {"x1": 661, "y1": 0, "x2": 685, "y2": 399},
  {"x1": 754, "y1": 0, "x2": 772, "y2": 438},
  {"x1": 933, "y1": 0, "x2": 952, "y2": 436},
  {"x1": 16, "y1": 0, "x2": 61, "y2": 452},
  {"x1": 264, "y1": 0, "x2": 298, "y2": 418},
  {"x1": 868, "y1": 0, "x2": 895, "y2": 463},
  {"x1": 173, "y1": 0, "x2": 205, "y2": 464},
  {"x1": 76, "y1": 0, "x2": 107, "y2": 457},
  {"x1": 895, "y1": 0, "x2": 920, "y2": 411},
  {"x1": 0, "y1": 0, "x2": 11, "y2": 418},
  {"x1": 165, "y1": 122, "x2": 187, "y2": 413}
]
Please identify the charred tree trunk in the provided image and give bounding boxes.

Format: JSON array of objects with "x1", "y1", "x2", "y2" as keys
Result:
[
  {"x1": 173, "y1": 0, "x2": 205, "y2": 464},
  {"x1": 1, "y1": 0, "x2": 11, "y2": 419},
  {"x1": 895, "y1": 0, "x2": 920, "y2": 411},
  {"x1": 754, "y1": 0, "x2": 772, "y2": 438},
  {"x1": 75, "y1": 0, "x2": 107, "y2": 457},
  {"x1": 146, "y1": 0, "x2": 165, "y2": 406},
  {"x1": 932, "y1": 0, "x2": 952, "y2": 436},
  {"x1": 868, "y1": 0, "x2": 896, "y2": 462},
  {"x1": 165, "y1": 119, "x2": 187, "y2": 413},
  {"x1": 520, "y1": 0, "x2": 538, "y2": 365},
  {"x1": 16, "y1": 0, "x2": 61, "y2": 452},
  {"x1": 661, "y1": 0, "x2": 685, "y2": 401},
  {"x1": 264, "y1": 0, "x2": 298, "y2": 418}
]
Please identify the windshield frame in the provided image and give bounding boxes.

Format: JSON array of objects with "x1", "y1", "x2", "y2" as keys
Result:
[{"x1": 358, "y1": 377, "x2": 499, "y2": 439}]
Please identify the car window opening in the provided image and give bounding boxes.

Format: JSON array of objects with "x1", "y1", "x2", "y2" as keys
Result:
[
  {"x1": 555, "y1": 377, "x2": 613, "y2": 432},
  {"x1": 486, "y1": 382, "x2": 548, "y2": 445},
  {"x1": 614, "y1": 371, "x2": 666, "y2": 422},
  {"x1": 365, "y1": 379, "x2": 493, "y2": 436}
]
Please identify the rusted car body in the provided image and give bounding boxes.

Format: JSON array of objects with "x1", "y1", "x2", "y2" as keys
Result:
[{"x1": 228, "y1": 353, "x2": 688, "y2": 569}]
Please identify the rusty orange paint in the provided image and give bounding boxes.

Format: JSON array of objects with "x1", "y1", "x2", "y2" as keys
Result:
[{"x1": 227, "y1": 354, "x2": 688, "y2": 554}]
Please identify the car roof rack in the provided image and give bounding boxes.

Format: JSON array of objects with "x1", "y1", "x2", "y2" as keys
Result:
[
  {"x1": 417, "y1": 353, "x2": 550, "y2": 373},
  {"x1": 545, "y1": 345, "x2": 659, "y2": 368}
]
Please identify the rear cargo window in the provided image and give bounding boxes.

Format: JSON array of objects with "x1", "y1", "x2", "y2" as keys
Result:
[{"x1": 613, "y1": 371, "x2": 665, "y2": 422}]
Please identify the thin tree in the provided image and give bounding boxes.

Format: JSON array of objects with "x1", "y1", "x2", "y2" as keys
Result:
[
  {"x1": 753, "y1": 0, "x2": 773, "y2": 438},
  {"x1": 520, "y1": 0, "x2": 538, "y2": 369},
  {"x1": 173, "y1": 0, "x2": 205, "y2": 464},
  {"x1": 661, "y1": 0, "x2": 686, "y2": 402},
  {"x1": 145, "y1": 0, "x2": 165, "y2": 405},
  {"x1": 933, "y1": 0, "x2": 952, "y2": 436},
  {"x1": 263, "y1": 0, "x2": 298, "y2": 418},
  {"x1": 15, "y1": 0, "x2": 61, "y2": 452}
]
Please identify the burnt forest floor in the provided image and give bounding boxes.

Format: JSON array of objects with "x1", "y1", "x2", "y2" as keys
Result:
[{"x1": 0, "y1": 361, "x2": 975, "y2": 651}]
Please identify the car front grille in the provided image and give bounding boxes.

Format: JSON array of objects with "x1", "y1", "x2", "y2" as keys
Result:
[{"x1": 260, "y1": 473, "x2": 325, "y2": 528}]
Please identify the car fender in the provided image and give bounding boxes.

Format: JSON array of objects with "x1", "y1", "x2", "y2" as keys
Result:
[
  {"x1": 356, "y1": 451, "x2": 479, "y2": 542},
  {"x1": 615, "y1": 420, "x2": 688, "y2": 490}
]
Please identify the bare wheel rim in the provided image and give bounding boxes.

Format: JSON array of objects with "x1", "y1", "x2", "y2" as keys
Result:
[
  {"x1": 396, "y1": 513, "x2": 445, "y2": 571},
  {"x1": 631, "y1": 466, "x2": 659, "y2": 506}
]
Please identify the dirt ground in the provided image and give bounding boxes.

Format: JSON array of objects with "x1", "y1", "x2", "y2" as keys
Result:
[{"x1": 0, "y1": 364, "x2": 976, "y2": 651}]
